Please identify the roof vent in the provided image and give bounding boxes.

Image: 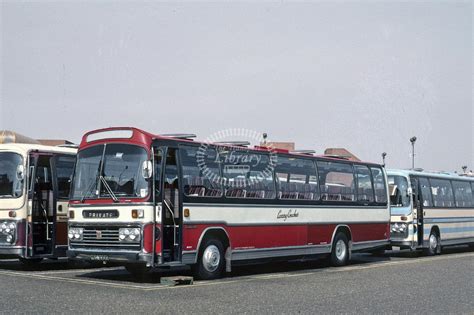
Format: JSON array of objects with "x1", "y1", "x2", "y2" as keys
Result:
[
  {"x1": 291, "y1": 150, "x2": 316, "y2": 155},
  {"x1": 214, "y1": 141, "x2": 250, "y2": 147},
  {"x1": 57, "y1": 144, "x2": 79, "y2": 149},
  {"x1": 160, "y1": 133, "x2": 197, "y2": 140}
]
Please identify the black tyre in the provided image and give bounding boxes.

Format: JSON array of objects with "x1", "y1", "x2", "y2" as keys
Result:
[
  {"x1": 193, "y1": 238, "x2": 225, "y2": 280},
  {"x1": 424, "y1": 230, "x2": 441, "y2": 256},
  {"x1": 330, "y1": 232, "x2": 350, "y2": 267},
  {"x1": 19, "y1": 257, "x2": 43, "y2": 266},
  {"x1": 125, "y1": 264, "x2": 152, "y2": 278}
]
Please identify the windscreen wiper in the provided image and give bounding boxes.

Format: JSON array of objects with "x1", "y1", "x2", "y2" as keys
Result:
[
  {"x1": 80, "y1": 177, "x2": 98, "y2": 203},
  {"x1": 99, "y1": 175, "x2": 119, "y2": 202},
  {"x1": 81, "y1": 161, "x2": 102, "y2": 203}
]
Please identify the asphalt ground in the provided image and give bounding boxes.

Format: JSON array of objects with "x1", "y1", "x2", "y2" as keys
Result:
[{"x1": 0, "y1": 246, "x2": 473, "y2": 314}]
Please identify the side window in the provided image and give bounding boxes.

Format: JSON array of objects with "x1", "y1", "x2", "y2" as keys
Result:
[
  {"x1": 355, "y1": 165, "x2": 374, "y2": 203},
  {"x1": 317, "y1": 161, "x2": 355, "y2": 202},
  {"x1": 220, "y1": 149, "x2": 275, "y2": 199},
  {"x1": 55, "y1": 155, "x2": 76, "y2": 199},
  {"x1": 418, "y1": 177, "x2": 433, "y2": 207},
  {"x1": 275, "y1": 157, "x2": 319, "y2": 201},
  {"x1": 180, "y1": 145, "x2": 223, "y2": 197},
  {"x1": 452, "y1": 181, "x2": 473, "y2": 207},
  {"x1": 370, "y1": 167, "x2": 387, "y2": 204},
  {"x1": 430, "y1": 179, "x2": 454, "y2": 208}
]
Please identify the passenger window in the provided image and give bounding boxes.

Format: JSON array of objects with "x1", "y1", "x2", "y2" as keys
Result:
[
  {"x1": 180, "y1": 146, "x2": 223, "y2": 197},
  {"x1": 317, "y1": 161, "x2": 355, "y2": 202},
  {"x1": 355, "y1": 165, "x2": 374, "y2": 203},
  {"x1": 275, "y1": 157, "x2": 319, "y2": 200},
  {"x1": 220, "y1": 149, "x2": 275, "y2": 199},
  {"x1": 370, "y1": 167, "x2": 387, "y2": 204},
  {"x1": 418, "y1": 177, "x2": 433, "y2": 207},
  {"x1": 452, "y1": 181, "x2": 473, "y2": 207},
  {"x1": 430, "y1": 179, "x2": 454, "y2": 208}
]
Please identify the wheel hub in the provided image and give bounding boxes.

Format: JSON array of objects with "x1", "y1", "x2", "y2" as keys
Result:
[
  {"x1": 429, "y1": 234, "x2": 438, "y2": 249},
  {"x1": 335, "y1": 239, "x2": 347, "y2": 260},
  {"x1": 202, "y1": 245, "x2": 220, "y2": 273}
]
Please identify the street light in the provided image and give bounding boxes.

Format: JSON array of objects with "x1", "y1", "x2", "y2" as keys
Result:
[
  {"x1": 382, "y1": 152, "x2": 387, "y2": 166},
  {"x1": 410, "y1": 136, "x2": 417, "y2": 169}
]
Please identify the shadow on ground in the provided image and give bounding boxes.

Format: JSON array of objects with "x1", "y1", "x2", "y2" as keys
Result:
[{"x1": 1, "y1": 245, "x2": 472, "y2": 285}]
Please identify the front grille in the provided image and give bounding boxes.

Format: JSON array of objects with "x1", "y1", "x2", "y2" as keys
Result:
[
  {"x1": 390, "y1": 229, "x2": 408, "y2": 239},
  {"x1": 69, "y1": 225, "x2": 141, "y2": 251}
]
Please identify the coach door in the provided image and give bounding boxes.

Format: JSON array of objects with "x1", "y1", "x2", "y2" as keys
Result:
[
  {"x1": 28, "y1": 153, "x2": 55, "y2": 257},
  {"x1": 155, "y1": 146, "x2": 183, "y2": 263},
  {"x1": 410, "y1": 177, "x2": 424, "y2": 246},
  {"x1": 51, "y1": 154, "x2": 76, "y2": 255}
]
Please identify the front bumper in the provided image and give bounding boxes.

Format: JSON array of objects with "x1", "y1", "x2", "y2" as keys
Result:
[
  {"x1": 390, "y1": 240, "x2": 415, "y2": 249},
  {"x1": 0, "y1": 246, "x2": 25, "y2": 257},
  {"x1": 67, "y1": 248, "x2": 155, "y2": 265}
]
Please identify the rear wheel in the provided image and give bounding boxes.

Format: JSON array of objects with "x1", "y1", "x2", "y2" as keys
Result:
[
  {"x1": 193, "y1": 238, "x2": 225, "y2": 280},
  {"x1": 330, "y1": 232, "x2": 350, "y2": 266}
]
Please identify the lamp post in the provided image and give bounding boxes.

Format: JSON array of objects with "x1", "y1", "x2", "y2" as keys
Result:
[
  {"x1": 262, "y1": 133, "x2": 268, "y2": 146},
  {"x1": 410, "y1": 136, "x2": 417, "y2": 169},
  {"x1": 382, "y1": 152, "x2": 387, "y2": 167}
]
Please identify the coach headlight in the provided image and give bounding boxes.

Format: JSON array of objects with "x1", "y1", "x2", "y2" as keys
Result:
[
  {"x1": 5, "y1": 222, "x2": 16, "y2": 234},
  {"x1": 0, "y1": 221, "x2": 17, "y2": 244},
  {"x1": 398, "y1": 223, "x2": 407, "y2": 232},
  {"x1": 68, "y1": 228, "x2": 83, "y2": 241},
  {"x1": 119, "y1": 228, "x2": 141, "y2": 242},
  {"x1": 391, "y1": 223, "x2": 399, "y2": 232},
  {"x1": 0, "y1": 222, "x2": 7, "y2": 233}
]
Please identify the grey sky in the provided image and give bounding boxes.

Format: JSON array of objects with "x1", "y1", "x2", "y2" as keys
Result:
[{"x1": 1, "y1": 1, "x2": 472, "y2": 172}]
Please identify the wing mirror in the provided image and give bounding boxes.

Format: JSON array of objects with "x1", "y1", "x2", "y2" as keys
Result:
[
  {"x1": 16, "y1": 165, "x2": 25, "y2": 181},
  {"x1": 142, "y1": 160, "x2": 153, "y2": 179}
]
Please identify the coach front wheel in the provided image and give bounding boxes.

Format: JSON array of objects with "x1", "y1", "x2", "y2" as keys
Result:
[
  {"x1": 330, "y1": 233, "x2": 350, "y2": 266},
  {"x1": 193, "y1": 238, "x2": 225, "y2": 280},
  {"x1": 424, "y1": 230, "x2": 441, "y2": 256}
]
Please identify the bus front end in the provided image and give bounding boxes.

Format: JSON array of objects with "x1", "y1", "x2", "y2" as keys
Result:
[
  {"x1": 387, "y1": 171, "x2": 417, "y2": 250},
  {"x1": 67, "y1": 131, "x2": 159, "y2": 268},
  {"x1": 0, "y1": 149, "x2": 28, "y2": 258}
]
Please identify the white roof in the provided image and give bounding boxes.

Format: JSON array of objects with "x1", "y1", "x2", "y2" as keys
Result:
[
  {"x1": 0, "y1": 143, "x2": 76, "y2": 155},
  {"x1": 387, "y1": 168, "x2": 473, "y2": 182}
]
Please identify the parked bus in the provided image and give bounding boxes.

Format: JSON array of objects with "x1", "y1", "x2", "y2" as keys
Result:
[
  {"x1": 67, "y1": 127, "x2": 390, "y2": 279},
  {"x1": 0, "y1": 143, "x2": 76, "y2": 264},
  {"x1": 388, "y1": 169, "x2": 474, "y2": 255}
]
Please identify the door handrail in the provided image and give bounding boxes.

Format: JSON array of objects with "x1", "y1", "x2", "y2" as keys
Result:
[{"x1": 163, "y1": 199, "x2": 178, "y2": 247}]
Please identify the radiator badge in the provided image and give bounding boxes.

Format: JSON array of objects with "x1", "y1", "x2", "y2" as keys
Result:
[{"x1": 277, "y1": 209, "x2": 299, "y2": 221}]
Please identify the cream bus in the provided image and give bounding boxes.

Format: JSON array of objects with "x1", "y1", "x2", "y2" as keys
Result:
[
  {"x1": 388, "y1": 169, "x2": 474, "y2": 255},
  {"x1": 0, "y1": 143, "x2": 76, "y2": 264}
]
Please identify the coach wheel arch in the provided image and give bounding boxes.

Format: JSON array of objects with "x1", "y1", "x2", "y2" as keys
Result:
[
  {"x1": 196, "y1": 228, "x2": 231, "y2": 260},
  {"x1": 331, "y1": 225, "x2": 352, "y2": 246},
  {"x1": 193, "y1": 228, "x2": 230, "y2": 279}
]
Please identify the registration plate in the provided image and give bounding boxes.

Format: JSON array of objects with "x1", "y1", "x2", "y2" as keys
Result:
[{"x1": 89, "y1": 255, "x2": 110, "y2": 261}]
